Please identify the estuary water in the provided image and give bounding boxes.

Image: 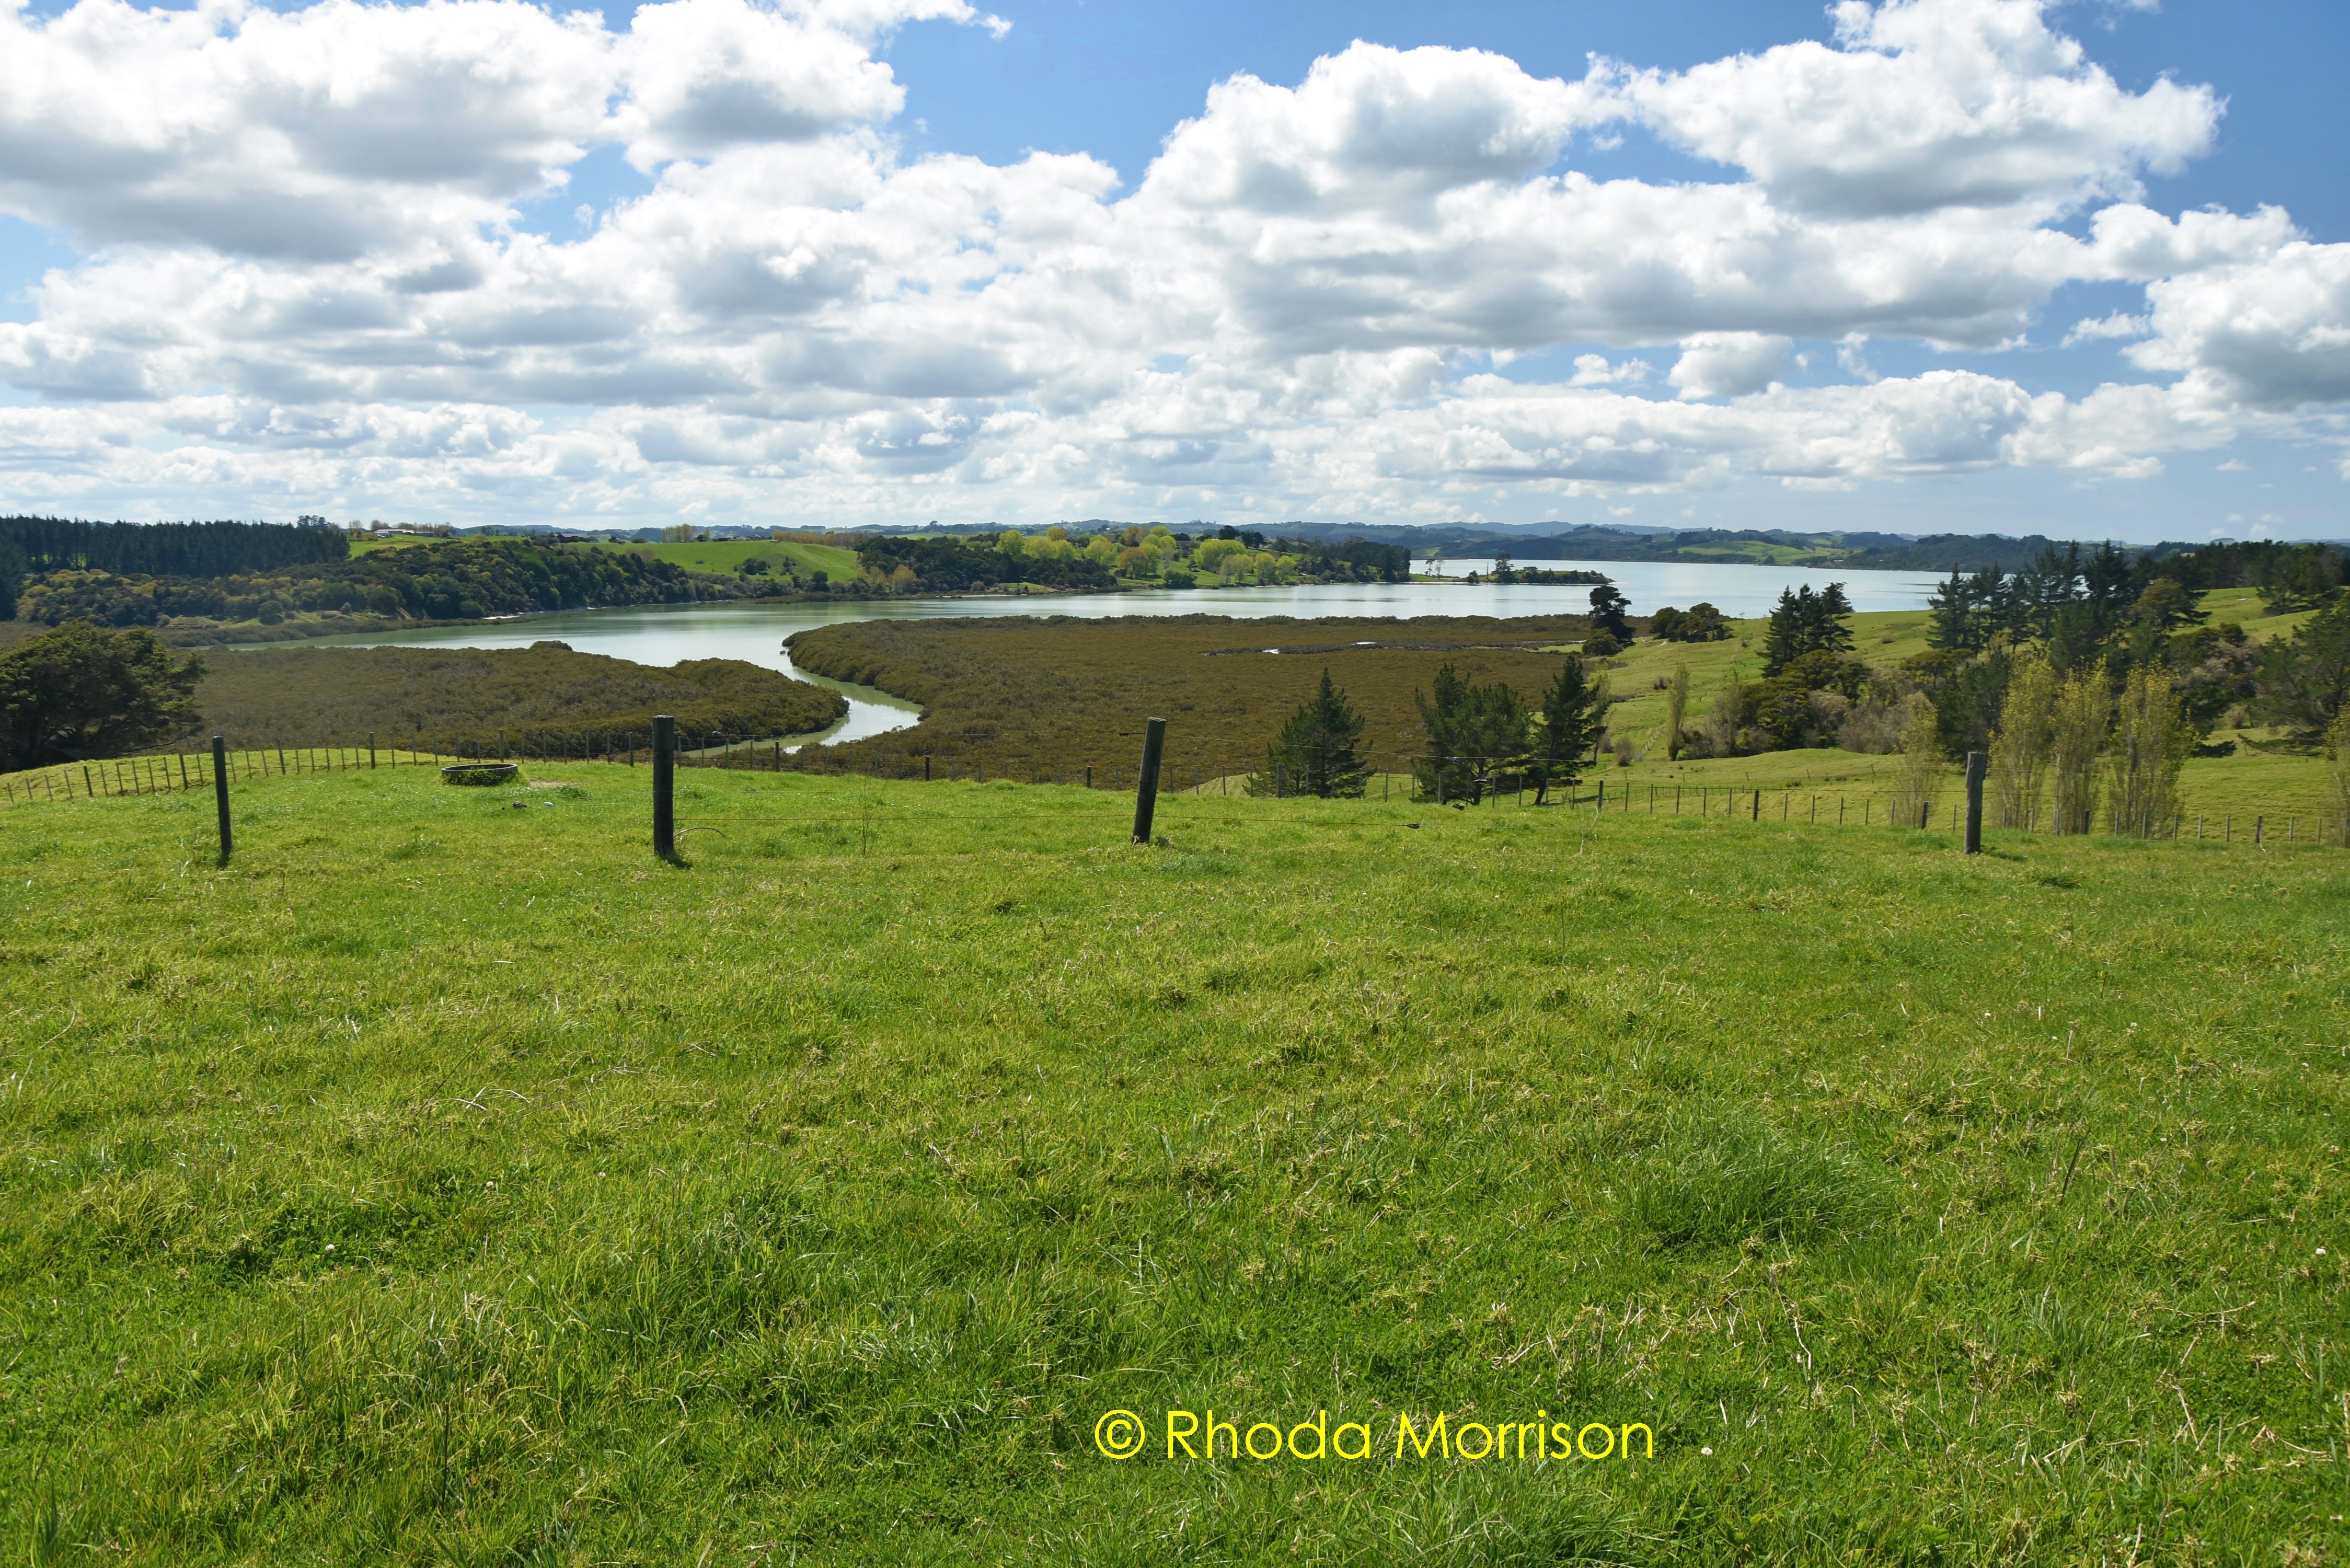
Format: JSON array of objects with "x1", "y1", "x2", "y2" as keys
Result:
[{"x1": 271, "y1": 560, "x2": 1941, "y2": 747}]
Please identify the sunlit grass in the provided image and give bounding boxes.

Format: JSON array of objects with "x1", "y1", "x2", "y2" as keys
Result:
[{"x1": 3, "y1": 763, "x2": 2345, "y2": 1563}]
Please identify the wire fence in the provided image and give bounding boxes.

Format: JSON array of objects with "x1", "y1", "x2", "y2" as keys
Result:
[{"x1": 4, "y1": 732, "x2": 2343, "y2": 849}]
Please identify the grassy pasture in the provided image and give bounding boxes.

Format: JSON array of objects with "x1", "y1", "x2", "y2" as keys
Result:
[
  {"x1": 2, "y1": 764, "x2": 2346, "y2": 1565},
  {"x1": 346, "y1": 535, "x2": 447, "y2": 557}
]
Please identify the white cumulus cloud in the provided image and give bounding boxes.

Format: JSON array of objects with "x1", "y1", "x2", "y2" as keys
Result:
[
  {"x1": 1668, "y1": 333, "x2": 1795, "y2": 400},
  {"x1": 0, "y1": 0, "x2": 2340, "y2": 524}
]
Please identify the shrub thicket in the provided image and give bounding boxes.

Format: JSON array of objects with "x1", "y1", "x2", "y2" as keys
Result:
[{"x1": 0, "y1": 622, "x2": 206, "y2": 769}]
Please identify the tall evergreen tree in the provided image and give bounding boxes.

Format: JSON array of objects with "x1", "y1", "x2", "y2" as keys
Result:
[
  {"x1": 1926, "y1": 569, "x2": 1976, "y2": 652},
  {"x1": 1246, "y1": 668, "x2": 1367, "y2": 798},
  {"x1": 1528, "y1": 652, "x2": 1608, "y2": 803},
  {"x1": 1763, "y1": 582, "x2": 1856, "y2": 674},
  {"x1": 0, "y1": 535, "x2": 23, "y2": 621},
  {"x1": 1414, "y1": 663, "x2": 1531, "y2": 804},
  {"x1": 2023, "y1": 543, "x2": 2084, "y2": 639},
  {"x1": 1965, "y1": 568, "x2": 2009, "y2": 646},
  {"x1": 1761, "y1": 586, "x2": 1810, "y2": 675},
  {"x1": 2082, "y1": 541, "x2": 2135, "y2": 633},
  {"x1": 1813, "y1": 582, "x2": 1856, "y2": 652},
  {"x1": 2257, "y1": 597, "x2": 2350, "y2": 733}
]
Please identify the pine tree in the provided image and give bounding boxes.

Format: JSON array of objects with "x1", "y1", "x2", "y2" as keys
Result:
[
  {"x1": 1764, "y1": 583, "x2": 1855, "y2": 673},
  {"x1": 1761, "y1": 587, "x2": 1808, "y2": 675},
  {"x1": 1965, "y1": 569, "x2": 2009, "y2": 647},
  {"x1": 1926, "y1": 569, "x2": 1974, "y2": 652},
  {"x1": 1529, "y1": 653, "x2": 1607, "y2": 803},
  {"x1": 1247, "y1": 668, "x2": 1367, "y2": 798},
  {"x1": 1811, "y1": 582, "x2": 1857, "y2": 653},
  {"x1": 0, "y1": 622, "x2": 206, "y2": 770},
  {"x1": 1414, "y1": 664, "x2": 1531, "y2": 804}
]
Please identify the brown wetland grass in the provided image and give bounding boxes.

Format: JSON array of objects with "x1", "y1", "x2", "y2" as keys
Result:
[
  {"x1": 787, "y1": 612, "x2": 1593, "y2": 780},
  {"x1": 185, "y1": 641, "x2": 846, "y2": 751}
]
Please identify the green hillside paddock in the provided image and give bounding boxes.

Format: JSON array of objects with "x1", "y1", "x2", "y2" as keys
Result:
[{"x1": 1, "y1": 766, "x2": 2344, "y2": 1565}]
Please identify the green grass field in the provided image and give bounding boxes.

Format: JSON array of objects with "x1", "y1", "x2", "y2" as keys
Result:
[
  {"x1": 344, "y1": 535, "x2": 444, "y2": 557},
  {"x1": 2, "y1": 763, "x2": 2346, "y2": 1565}
]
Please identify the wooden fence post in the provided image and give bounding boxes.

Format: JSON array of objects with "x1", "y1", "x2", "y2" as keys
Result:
[
  {"x1": 212, "y1": 736, "x2": 232, "y2": 860},
  {"x1": 1964, "y1": 750, "x2": 1985, "y2": 854},
  {"x1": 1132, "y1": 718, "x2": 1168, "y2": 844},
  {"x1": 652, "y1": 714, "x2": 675, "y2": 858}
]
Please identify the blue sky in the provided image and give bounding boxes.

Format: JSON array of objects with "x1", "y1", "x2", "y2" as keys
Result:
[{"x1": 1, "y1": 0, "x2": 2346, "y2": 537}]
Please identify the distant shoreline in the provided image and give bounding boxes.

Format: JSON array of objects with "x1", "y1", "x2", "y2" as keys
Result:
[{"x1": 94, "y1": 574, "x2": 1565, "y2": 650}]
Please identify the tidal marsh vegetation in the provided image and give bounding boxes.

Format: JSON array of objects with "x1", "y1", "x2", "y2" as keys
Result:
[
  {"x1": 189, "y1": 642, "x2": 847, "y2": 752},
  {"x1": 0, "y1": 765, "x2": 2344, "y2": 1563},
  {"x1": 787, "y1": 613, "x2": 1592, "y2": 781}
]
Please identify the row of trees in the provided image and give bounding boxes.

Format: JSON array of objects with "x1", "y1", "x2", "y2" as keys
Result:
[
  {"x1": 1242, "y1": 659, "x2": 1610, "y2": 804},
  {"x1": 853, "y1": 526, "x2": 1410, "y2": 595},
  {"x1": 2, "y1": 515, "x2": 349, "y2": 578},
  {"x1": 1690, "y1": 540, "x2": 2348, "y2": 765},
  {"x1": 1, "y1": 516, "x2": 351, "y2": 619},
  {"x1": 1924, "y1": 540, "x2": 2344, "y2": 661},
  {"x1": 1914, "y1": 548, "x2": 2349, "y2": 759},
  {"x1": 853, "y1": 533, "x2": 1118, "y2": 593},
  {"x1": 1973, "y1": 655, "x2": 2217, "y2": 834}
]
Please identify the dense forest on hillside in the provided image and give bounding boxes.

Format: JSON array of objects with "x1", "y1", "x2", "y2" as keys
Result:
[
  {"x1": 12, "y1": 537, "x2": 701, "y2": 630},
  {"x1": 0, "y1": 515, "x2": 351, "y2": 618},
  {"x1": 0, "y1": 515, "x2": 348, "y2": 577}
]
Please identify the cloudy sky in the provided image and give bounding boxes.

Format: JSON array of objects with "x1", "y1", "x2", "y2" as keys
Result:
[{"x1": 2, "y1": 0, "x2": 2346, "y2": 539}]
